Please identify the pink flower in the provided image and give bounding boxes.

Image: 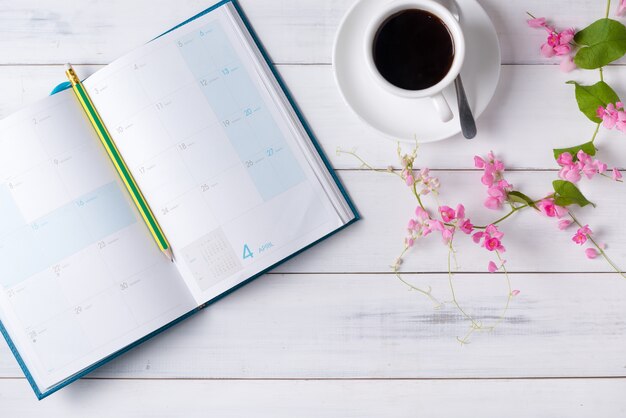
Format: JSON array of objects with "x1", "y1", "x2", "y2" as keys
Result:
[
  {"x1": 572, "y1": 232, "x2": 587, "y2": 245},
  {"x1": 541, "y1": 28, "x2": 575, "y2": 57},
  {"x1": 407, "y1": 206, "x2": 432, "y2": 237},
  {"x1": 528, "y1": 16, "x2": 577, "y2": 71},
  {"x1": 405, "y1": 174, "x2": 414, "y2": 186},
  {"x1": 441, "y1": 227, "x2": 454, "y2": 244},
  {"x1": 485, "y1": 185, "x2": 506, "y2": 209},
  {"x1": 618, "y1": 0, "x2": 626, "y2": 16},
  {"x1": 559, "y1": 164, "x2": 581, "y2": 183},
  {"x1": 485, "y1": 237, "x2": 503, "y2": 252},
  {"x1": 559, "y1": 165, "x2": 582, "y2": 183},
  {"x1": 459, "y1": 219, "x2": 474, "y2": 235},
  {"x1": 613, "y1": 168, "x2": 623, "y2": 181},
  {"x1": 537, "y1": 198, "x2": 567, "y2": 218},
  {"x1": 485, "y1": 224, "x2": 504, "y2": 239},
  {"x1": 618, "y1": 110, "x2": 626, "y2": 132},
  {"x1": 595, "y1": 161, "x2": 608, "y2": 174},
  {"x1": 558, "y1": 219, "x2": 572, "y2": 230},
  {"x1": 511, "y1": 290, "x2": 521, "y2": 297},
  {"x1": 456, "y1": 204, "x2": 465, "y2": 219},
  {"x1": 527, "y1": 17, "x2": 547, "y2": 28},
  {"x1": 488, "y1": 261, "x2": 498, "y2": 273},
  {"x1": 476, "y1": 152, "x2": 506, "y2": 183},
  {"x1": 417, "y1": 168, "x2": 440, "y2": 195},
  {"x1": 557, "y1": 152, "x2": 573, "y2": 166},
  {"x1": 473, "y1": 224, "x2": 506, "y2": 253},
  {"x1": 577, "y1": 150, "x2": 592, "y2": 165},
  {"x1": 406, "y1": 207, "x2": 435, "y2": 242},
  {"x1": 585, "y1": 248, "x2": 599, "y2": 259},
  {"x1": 439, "y1": 206, "x2": 456, "y2": 222},
  {"x1": 572, "y1": 225, "x2": 592, "y2": 245},
  {"x1": 556, "y1": 151, "x2": 606, "y2": 183},
  {"x1": 415, "y1": 206, "x2": 429, "y2": 219},
  {"x1": 597, "y1": 102, "x2": 626, "y2": 131},
  {"x1": 427, "y1": 219, "x2": 445, "y2": 232}
]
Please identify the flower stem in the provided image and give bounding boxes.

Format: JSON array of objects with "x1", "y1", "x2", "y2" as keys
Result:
[
  {"x1": 488, "y1": 252, "x2": 514, "y2": 330},
  {"x1": 411, "y1": 183, "x2": 427, "y2": 211},
  {"x1": 393, "y1": 247, "x2": 442, "y2": 307},
  {"x1": 446, "y1": 242, "x2": 482, "y2": 334},
  {"x1": 591, "y1": 122, "x2": 601, "y2": 144},
  {"x1": 337, "y1": 148, "x2": 403, "y2": 178},
  {"x1": 474, "y1": 204, "x2": 529, "y2": 230},
  {"x1": 606, "y1": 0, "x2": 612, "y2": 19}
]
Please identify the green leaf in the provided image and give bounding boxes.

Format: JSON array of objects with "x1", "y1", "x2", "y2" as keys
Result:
[
  {"x1": 552, "y1": 141, "x2": 597, "y2": 161},
  {"x1": 574, "y1": 18, "x2": 626, "y2": 69},
  {"x1": 508, "y1": 191, "x2": 538, "y2": 209},
  {"x1": 552, "y1": 180, "x2": 595, "y2": 208},
  {"x1": 566, "y1": 81, "x2": 620, "y2": 123}
]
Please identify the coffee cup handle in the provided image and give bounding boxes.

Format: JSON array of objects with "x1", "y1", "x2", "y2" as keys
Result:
[{"x1": 431, "y1": 93, "x2": 453, "y2": 123}]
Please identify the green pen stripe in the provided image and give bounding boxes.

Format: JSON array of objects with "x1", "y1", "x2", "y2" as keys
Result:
[{"x1": 75, "y1": 85, "x2": 169, "y2": 250}]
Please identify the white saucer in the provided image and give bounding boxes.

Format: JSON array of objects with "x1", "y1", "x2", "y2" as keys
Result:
[{"x1": 332, "y1": 0, "x2": 501, "y2": 143}]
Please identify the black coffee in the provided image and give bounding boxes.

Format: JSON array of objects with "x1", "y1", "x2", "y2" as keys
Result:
[{"x1": 373, "y1": 9, "x2": 454, "y2": 91}]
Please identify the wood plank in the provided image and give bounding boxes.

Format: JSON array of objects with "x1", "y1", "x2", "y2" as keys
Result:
[
  {"x1": 1, "y1": 378, "x2": 626, "y2": 417},
  {"x1": 0, "y1": 0, "x2": 622, "y2": 65},
  {"x1": 2, "y1": 273, "x2": 626, "y2": 379},
  {"x1": 0, "y1": 65, "x2": 625, "y2": 170}
]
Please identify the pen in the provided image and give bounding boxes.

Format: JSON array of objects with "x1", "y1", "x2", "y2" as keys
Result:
[{"x1": 65, "y1": 64, "x2": 174, "y2": 262}]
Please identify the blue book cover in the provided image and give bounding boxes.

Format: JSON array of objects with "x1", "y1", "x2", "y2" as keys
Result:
[{"x1": 0, "y1": 0, "x2": 359, "y2": 399}]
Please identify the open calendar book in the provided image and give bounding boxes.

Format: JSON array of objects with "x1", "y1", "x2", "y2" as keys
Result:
[{"x1": 0, "y1": 0, "x2": 358, "y2": 399}]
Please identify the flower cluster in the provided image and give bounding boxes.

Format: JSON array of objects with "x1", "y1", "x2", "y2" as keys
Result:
[
  {"x1": 473, "y1": 224, "x2": 506, "y2": 272},
  {"x1": 405, "y1": 204, "x2": 473, "y2": 248},
  {"x1": 597, "y1": 102, "x2": 626, "y2": 133},
  {"x1": 399, "y1": 148, "x2": 441, "y2": 195},
  {"x1": 556, "y1": 151, "x2": 610, "y2": 183},
  {"x1": 527, "y1": 16, "x2": 576, "y2": 72},
  {"x1": 537, "y1": 198, "x2": 568, "y2": 218},
  {"x1": 537, "y1": 194, "x2": 603, "y2": 260},
  {"x1": 475, "y1": 152, "x2": 513, "y2": 210},
  {"x1": 416, "y1": 168, "x2": 441, "y2": 195},
  {"x1": 558, "y1": 221, "x2": 601, "y2": 259}
]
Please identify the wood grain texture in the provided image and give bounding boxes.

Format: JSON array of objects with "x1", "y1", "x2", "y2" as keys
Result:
[
  {"x1": 2, "y1": 273, "x2": 626, "y2": 379},
  {"x1": 0, "y1": 0, "x2": 622, "y2": 65},
  {"x1": 2, "y1": 378, "x2": 626, "y2": 417}
]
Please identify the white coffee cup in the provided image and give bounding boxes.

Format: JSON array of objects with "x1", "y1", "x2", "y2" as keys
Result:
[{"x1": 363, "y1": 0, "x2": 465, "y2": 123}]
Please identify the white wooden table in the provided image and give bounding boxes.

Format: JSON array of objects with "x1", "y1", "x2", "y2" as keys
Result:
[{"x1": 2, "y1": 0, "x2": 626, "y2": 416}]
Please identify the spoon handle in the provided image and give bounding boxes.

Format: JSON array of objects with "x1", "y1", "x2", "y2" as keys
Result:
[{"x1": 454, "y1": 75, "x2": 477, "y2": 139}]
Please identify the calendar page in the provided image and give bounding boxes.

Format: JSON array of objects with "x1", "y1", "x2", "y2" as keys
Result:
[
  {"x1": 83, "y1": 4, "x2": 350, "y2": 304},
  {"x1": 0, "y1": 89, "x2": 197, "y2": 391}
]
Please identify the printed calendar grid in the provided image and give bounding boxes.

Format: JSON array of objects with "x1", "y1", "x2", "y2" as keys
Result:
[
  {"x1": 79, "y1": 12, "x2": 341, "y2": 297},
  {"x1": 0, "y1": 97, "x2": 192, "y2": 376}
]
